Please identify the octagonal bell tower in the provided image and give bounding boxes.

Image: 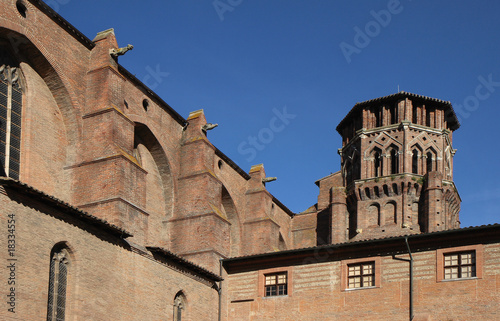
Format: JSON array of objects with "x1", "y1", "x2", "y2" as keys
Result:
[{"x1": 336, "y1": 92, "x2": 461, "y2": 240}]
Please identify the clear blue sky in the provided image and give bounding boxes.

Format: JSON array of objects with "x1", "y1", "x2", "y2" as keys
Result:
[{"x1": 49, "y1": 0, "x2": 500, "y2": 227}]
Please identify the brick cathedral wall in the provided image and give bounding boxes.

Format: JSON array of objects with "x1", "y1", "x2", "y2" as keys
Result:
[{"x1": 0, "y1": 190, "x2": 218, "y2": 321}]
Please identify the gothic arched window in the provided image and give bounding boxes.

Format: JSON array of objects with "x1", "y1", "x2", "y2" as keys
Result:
[
  {"x1": 390, "y1": 148, "x2": 399, "y2": 174},
  {"x1": 412, "y1": 149, "x2": 419, "y2": 174},
  {"x1": 373, "y1": 149, "x2": 383, "y2": 177},
  {"x1": 0, "y1": 47, "x2": 23, "y2": 179},
  {"x1": 46, "y1": 246, "x2": 70, "y2": 321},
  {"x1": 426, "y1": 151, "x2": 433, "y2": 172},
  {"x1": 173, "y1": 292, "x2": 186, "y2": 321}
]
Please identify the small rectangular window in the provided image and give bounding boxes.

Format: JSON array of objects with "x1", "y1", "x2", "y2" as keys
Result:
[
  {"x1": 444, "y1": 251, "x2": 475, "y2": 280},
  {"x1": 264, "y1": 272, "x2": 287, "y2": 297},
  {"x1": 348, "y1": 262, "x2": 375, "y2": 289}
]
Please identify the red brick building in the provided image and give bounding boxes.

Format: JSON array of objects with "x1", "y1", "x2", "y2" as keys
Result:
[{"x1": 0, "y1": 1, "x2": 498, "y2": 320}]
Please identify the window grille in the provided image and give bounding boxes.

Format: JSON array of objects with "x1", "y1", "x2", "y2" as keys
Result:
[
  {"x1": 265, "y1": 272, "x2": 287, "y2": 296},
  {"x1": 0, "y1": 48, "x2": 22, "y2": 179},
  {"x1": 444, "y1": 251, "x2": 475, "y2": 280},
  {"x1": 47, "y1": 249, "x2": 69, "y2": 321},
  {"x1": 348, "y1": 262, "x2": 375, "y2": 288}
]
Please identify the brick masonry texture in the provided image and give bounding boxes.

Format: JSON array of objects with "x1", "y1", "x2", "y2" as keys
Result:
[
  {"x1": 0, "y1": 188, "x2": 218, "y2": 320},
  {"x1": 223, "y1": 231, "x2": 500, "y2": 321},
  {"x1": 0, "y1": 1, "x2": 498, "y2": 320}
]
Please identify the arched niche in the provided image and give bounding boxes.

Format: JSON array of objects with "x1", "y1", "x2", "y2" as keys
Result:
[
  {"x1": 0, "y1": 28, "x2": 81, "y2": 161},
  {"x1": 367, "y1": 203, "x2": 380, "y2": 227},
  {"x1": 384, "y1": 201, "x2": 397, "y2": 225},
  {"x1": 221, "y1": 185, "x2": 241, "y2": 257},
  {"x1": 0, "y1": 32, "x2": 76, "y2": 202},
  {"x1": 134, "y1": 123, "x2": 174, "y2": 243}
]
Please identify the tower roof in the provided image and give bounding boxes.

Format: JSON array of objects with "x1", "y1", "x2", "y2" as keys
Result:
[{"x1": 336, "y1": 91, "x2": 460, "y2": 133}]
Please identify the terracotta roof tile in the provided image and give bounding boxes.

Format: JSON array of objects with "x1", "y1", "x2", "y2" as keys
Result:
[{"x1": 147, "y1": 246, "x2": 223, "y2": 282}]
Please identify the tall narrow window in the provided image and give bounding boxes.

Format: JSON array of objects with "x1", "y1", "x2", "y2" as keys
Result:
[
  {"x1": 46, "y1": 247, "x2": 70, "y2": 321},
  {"x1": 345, "y1": 160, "x2": 352, "y2": 184},
  {"x1": 173, "y1": 292, "x2": 186, "y2": 321},
  {"x1": 390, "y1": 149, "x2": 399, "y2": 174},
  {"x1": 374, "y1": 108, "x2": 381, "y2": 127},
  {"x1": 412, "y1": 149, "x2": 419, "y2": 174},
  {"x1": 412, "y1": 106, "x2": 418, "y2": 124},
  {"x1": 374, "y1": 151, "x2": 382, "y2": 177},
  {"x1": 426, "y1": 109, "x2": 432, "y2": 127},
  {"x1": 0, "y1": 48, "x2": 22, "y2": 179},
  {"x1": 391, "y1": 104, "x2": 398, "y2": 124},
  {"x1": 426, "y1": 152, "x2": 433, "y2": 172},
  {"x1": 352, "y1": 154, "x2": 360, "y2": 181}
]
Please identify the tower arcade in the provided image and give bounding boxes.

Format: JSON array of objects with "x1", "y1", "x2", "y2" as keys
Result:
[
  {"x1": 310, "y1": 92, "x2": 462, "y2": 244},
  {"x1": 338, "y1": 92, "x2": 461, "y2": 240}
]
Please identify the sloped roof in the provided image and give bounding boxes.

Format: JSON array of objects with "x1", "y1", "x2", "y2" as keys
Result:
[
  {"x1": 223, "y1": 223, "x2": 500, "y2": 265},
  {"x1": 0, "y1": 177, "x2": 132, "y2": 238},
  {"x1": 147, "y1": 247, "x2": 223, "y2": 282},
  {"x1": 336, "y1": 91, "x2": 460, "y2": 133},
  {"x1": 0, "y1": 176, "x2": 223, "y2": 282}
]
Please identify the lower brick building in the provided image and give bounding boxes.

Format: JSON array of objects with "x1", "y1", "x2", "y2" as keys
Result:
[
  {"x1": 223, "y1": 224, "x2": 500, "y2": 321},
  {"x1": 0, "y1": 1, "x2": 498, "y2": 320}
]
